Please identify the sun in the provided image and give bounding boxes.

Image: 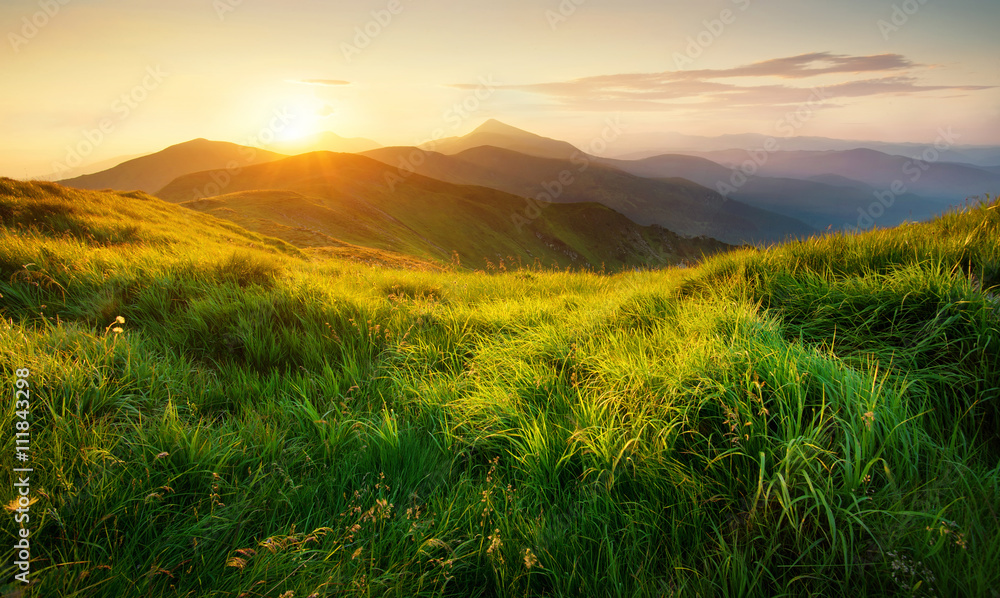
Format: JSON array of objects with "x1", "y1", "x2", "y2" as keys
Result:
[
  {"x1": 273, "y1": 95, "x2": 334, "y2": 142},
  {"x1": 275, "y1": 120, "x2": 317, "y2": 142}
]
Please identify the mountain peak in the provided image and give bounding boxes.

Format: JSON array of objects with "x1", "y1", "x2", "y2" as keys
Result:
[
  {"x1": 427, "y1": 119, "x2": 583, "y2": 160},
  {"x1": 162, "y1": 138, "x2": 228, "y2": 153},
  {"x1": 58, "y1": 138, "x2": 285, "y2": 194},
  {"x1": 471, "y1": 119, "x2": 534, "y2": 137}
]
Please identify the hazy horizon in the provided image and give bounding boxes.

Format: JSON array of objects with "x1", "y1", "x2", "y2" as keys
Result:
[{"x1": 3, "y1": 0, "x2": 999, "y2": 178}]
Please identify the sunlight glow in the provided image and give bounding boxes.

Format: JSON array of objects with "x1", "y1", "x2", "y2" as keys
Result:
[{"x1": 274, "y1": 95, "x2": 334, "y2": 142}]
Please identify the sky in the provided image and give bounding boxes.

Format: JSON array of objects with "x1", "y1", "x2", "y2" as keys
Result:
[{"x1": 1, "y1": 0, "x2": 998, "y2": 178}]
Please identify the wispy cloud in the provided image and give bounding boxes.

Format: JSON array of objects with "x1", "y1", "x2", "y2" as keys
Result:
[
  {"x1": 474, "y1": 52, "x2": 992, "y2": 113},
  {"x1": 676, "y1": 52, "x2": 917, "y2": 80}
]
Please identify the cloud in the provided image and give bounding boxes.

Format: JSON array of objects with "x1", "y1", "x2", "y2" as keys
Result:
[
  {"x1": 475, "y1": 52, "x2": 992, "y2": 113},
  {"x1": 293, "y1": 79, "x2": 351, "y2": 86},
  {"x1": 675, "y1": 52, "x2": 917, "y2": 80}
]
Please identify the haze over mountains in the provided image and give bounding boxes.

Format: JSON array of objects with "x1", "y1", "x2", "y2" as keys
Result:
[
  {"x1": 610, "y1": 131, "x2": 1000, "y2": 167},
  {"x1": 596, "y1": 154, "x2": 947, "y2": 230},
  {"x1": 271, "y1": 131, "x2": 381, "y2": 156},
  {"x1": 691, "y1": 148, "x2": 1000, "y2": 202},
  {"x1": 49, "y1": 119, "x2": 1000, "y2": 270}
]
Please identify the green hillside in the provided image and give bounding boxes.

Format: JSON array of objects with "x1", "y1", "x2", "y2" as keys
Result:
[{"x1": 1, "y1": 178, "x2": 999, "y2": 597}]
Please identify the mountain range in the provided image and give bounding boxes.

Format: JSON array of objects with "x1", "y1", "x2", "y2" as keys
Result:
[
  {"x1": 48, "y1": 120, "x2": 1000, "y2": 270},
  {"x1": 689, "y1": 148, "x2": 1000, "y2": 202},
  {"x1": 595, "y1": 154, "x2": 949, "y2": 230},
  {"x1": 156, "y1": 151, "x2": 730, "y2": 269},
  {"x1": 362, "y1": 145, "x2": 814, "y2": 244},
  {"x1": 609, "y1": 130, "x2": 1000, "y2": 167}
]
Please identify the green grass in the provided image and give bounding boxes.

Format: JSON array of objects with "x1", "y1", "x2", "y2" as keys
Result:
[{"x1": 1, "y1": 178, "x2": 998, "y2": 597}]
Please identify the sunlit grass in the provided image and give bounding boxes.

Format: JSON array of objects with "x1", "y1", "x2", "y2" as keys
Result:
[{"x1": 1, "y1": 178, "x2": 998, "y2": 596}]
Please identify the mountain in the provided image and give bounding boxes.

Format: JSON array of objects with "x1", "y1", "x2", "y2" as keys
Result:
[
  {"x1": 728, "y1": 177, "x2": 945, "y2": 231},
  {"x1": 804, "y1": 173, "x2": 872, "y2": 191},
  {"x1": 596, "y1": 153, "x2": 732, "y2": 182},
  {"x1": 58, "y1": 139, "x2": 286, "y2": 194},
  {"x1": 363, "y1": 145, "x2": 815, "y2": 244},
  {"x1": 604, "y1": 131, "x2": 1000, "y2": 167},
  {"x1": 156, "y1": 151, "x2": 731, "y2": 269},
  {"x1": 424, "y1": 119, "x2": 583, "y2": 160},
  {"x1": 691, "y1": 148, "x2": 1000, "y2": 201},
  {"x1": 272, "y1": 131, "x2": 381, "y2": 155},
  {"x1": 596, "y1": 153, "x2": 948, "y2": 230}
]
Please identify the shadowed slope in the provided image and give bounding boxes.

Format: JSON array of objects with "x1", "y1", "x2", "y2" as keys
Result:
[
  {"x1": 692, "y1": 148, "x2": 1000, "y2": 201},
  {"x1": 597, "y1": 153, "x2": 948, "y2": 230},
  {"x1": 158, "y1": 152, "x2": 732, "y2": 269},
  {"x1": 364, "y1": 145, "x2": 815, "y2": 244}
]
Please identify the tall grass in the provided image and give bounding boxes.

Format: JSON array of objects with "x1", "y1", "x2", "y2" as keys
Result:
[{"x1": 1, "y1": 179, "x2": 998, "y2": 597}]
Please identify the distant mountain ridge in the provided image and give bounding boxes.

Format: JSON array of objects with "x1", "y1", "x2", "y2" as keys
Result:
[
  {"x1": 690, "y1": 148, "x2": 1000, "y2": 201},
  {"x1": 596, "y1": 153, "x2": 949, "y2": 230},
  {"x1": 58, "y1": 139, "x2": 286, "y2": 194},
  {"x1": 606, "y1": 130, "x2": 1000, "y2": 167}
]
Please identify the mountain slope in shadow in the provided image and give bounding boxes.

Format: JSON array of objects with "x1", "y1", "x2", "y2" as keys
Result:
[
  {"x1": 157, "y1": 151, "x2": 731, "y2": 270},
  {"x1": 691, "y1": 148, "x2": 1000, "y2": 201},
  {"x1": 597, "y1": 154, "x2": 949, "y2": 230},
  {"x1": 364, "y1": 145, "x2": 814, "y2": 244}
]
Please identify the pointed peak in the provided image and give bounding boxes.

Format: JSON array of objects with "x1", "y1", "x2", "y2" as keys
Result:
[
  {"x1": 470, "y1": 119, "x2": 534, "y2": 137},
  {"x1": 165, "y1": 138, "x2": 225, "y2": 151}
]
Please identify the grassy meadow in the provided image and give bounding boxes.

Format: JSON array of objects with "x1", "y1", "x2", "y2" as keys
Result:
[{"x1": 1, "y1": 177, "x2": 999, "y2": 597}]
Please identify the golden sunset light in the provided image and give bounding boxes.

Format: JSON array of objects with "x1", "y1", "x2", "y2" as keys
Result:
[{"x1": 2, "y1": 1, "x2": 998, "y2": 596}]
